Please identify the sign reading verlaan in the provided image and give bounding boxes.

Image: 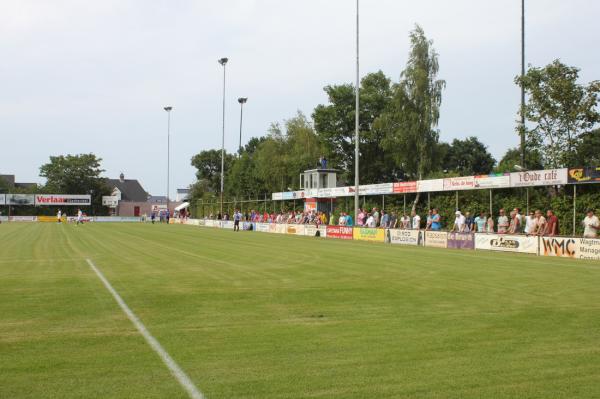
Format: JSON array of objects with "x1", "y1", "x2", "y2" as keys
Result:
[
  {"x1": 35, "y1": 194, "x2": 91, "y2": 206},
  {"x1": 510, "y1": 169, "x2": 568, "y2": 187}
]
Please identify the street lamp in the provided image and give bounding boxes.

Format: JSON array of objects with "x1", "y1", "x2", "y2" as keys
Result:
[
  {"x1": 164, "y1": 106, "x2": 172, "y2": 216},
  {"x1": 238, "y1": 97, "x2": 248, "y2": 155},
  {"x1": 520, "y1": 0, "x2": 526, "y2": 168},
  {"x1": 218, "y1": 57, "x2": 228, "y2": 218}
]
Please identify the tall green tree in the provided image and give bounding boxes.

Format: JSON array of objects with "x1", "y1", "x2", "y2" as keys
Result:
[
  {"x1": 39, "y1": 153, "x2": 110, "y2": 213},
  {"x1": 516, "y1": 60, "x2": 600, "y2": 167},
  {"x1": 313, "y1": 71, "x2": 396, "y2": 184},
  {"x1": 379, "y1": 25, "x2": 445, "y2": 209},
  {"x1": 574, "y1": 128, "x2": 600, "y2": 166},
  {"x1": 190, "y1": 149, "x2": 235, "y2": 194},
  {"x1": 442, "y1": 137, "x2": 496, "y2": 175},
  {"x1": 496, "y1": 146, "x2": 543, "y2": 173}
]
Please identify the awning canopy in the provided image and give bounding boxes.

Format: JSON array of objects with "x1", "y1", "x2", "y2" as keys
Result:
[{"x1": 175, "y1": 202, "x2": 190, "y2": 211}]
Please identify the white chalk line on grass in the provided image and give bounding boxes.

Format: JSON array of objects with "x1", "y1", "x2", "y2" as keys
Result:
[{"x1": 85, "y1": 259, "x2": 204, "y2": 399}]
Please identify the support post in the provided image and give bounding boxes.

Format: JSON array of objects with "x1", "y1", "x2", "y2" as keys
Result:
[
  {"x1": 403, "y1": 194, "x2": 406, "y2": 215},
  {"x1": 455, "y1": 191, "x2": 458, "y2": 211},
  {"x1": 573, "y1": 185, "x2": 577, "y2": 237},
  {"x1": 489, "y1": 190, "x2": 493, "y2": 216}
]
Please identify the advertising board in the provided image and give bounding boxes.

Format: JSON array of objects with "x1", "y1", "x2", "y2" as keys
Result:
[
  {"x1": 35, "y1": 194, "x2": 91, "y2": 206},
  {"x1": 93, "y1": 216, "x2": 140, "y2": 222},
  {"x1": 386, "y1": 229, "x2": 422, "y2": 245},
  {"x1": 6, "y1": 194, "x2": 35, "y2": 206},
  {"x1": 102, "y1": 196, "x2": 119, "y2": 207},
  {"x1": 286, "y1": 224, "x2": 305, "y2": 235},
  {"x1": 568, "y1": 167, "x2": 600, "y2": 184},
  {"x1": 475, "y1": 234, "x2": 538, "y2": 254},
  {"x1": 540, "y1": 236, "x2": 600, "y2": 260},
  {"x1": 425, "y1": 231, "x2": 448, "y2": 248},
  {"x1": 255, "y1": 222, "x2": 270, "y2": 233},
  {"x1": 275, "y1": 224, "x2": 287, "y2": 234},
  {"x1": 353, "y1": 227, "x2": 385, "y2": 242},
  {"x1": 8, "y1": 216, "x2": 37, "y2": 222},
  {"x1": 416, "y1": 179, "x2": 444, "y2": 193},
  {"x1": 393, "y1": 182, "x2": 418, "y2": 194},
  {"x1": 510, "y1": 168, "x2": 568, "y2": 187},
  {"x1": 474, "y1": 174, "x2": 510, "y2": 189},
  {"x1": 359, "y1": 183, "x2": 394, "y2": 196},
  {"x1": 326, "y1": 225, "x2": 353, "y2": 240},
  {"x1": 221, "y1": 221, "x2": 234, "y2": 229},
  {"x1": 304, "y1": 225, "x2": 327, "y2": 237},
  {"x1": 443, "y1": 176, "x2": 475, "y2": 191},
  {"x1": 447, "y1": 232, "x2": 475, "y2": 249}
]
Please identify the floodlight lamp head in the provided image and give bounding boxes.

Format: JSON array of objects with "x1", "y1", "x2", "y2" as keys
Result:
[
  {"x1": 238, "y1": 97, "x2": 248, "y2": 104},
  {"x1": 164, "y1": 106, "x2": 172, "y2": 112},
  {"x1": 218, "y1": 57, "x2": 229, "y2": 65}
]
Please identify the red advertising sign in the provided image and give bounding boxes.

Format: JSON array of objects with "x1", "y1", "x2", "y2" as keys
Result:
[
  {"x1": 326, "y1": 225, "x2": 354, "y2": 240},
  {"x1": 393, "y1": 181, "x2": 417, "y2": 193}
]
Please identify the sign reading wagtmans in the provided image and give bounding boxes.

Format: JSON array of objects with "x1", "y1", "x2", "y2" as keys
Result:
[{"x1": 35, "y1": 194, "x2": 91, "y2": 206}]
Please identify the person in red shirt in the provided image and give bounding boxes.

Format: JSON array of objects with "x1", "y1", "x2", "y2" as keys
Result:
[{"x1": 545, "y1": 209, "x2": 559, "y2": 236}]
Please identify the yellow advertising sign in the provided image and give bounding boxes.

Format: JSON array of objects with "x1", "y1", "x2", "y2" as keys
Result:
[
  {"x1": 38, "y1": 216, "x2": 66, "y2": 223},
  {"x1": 353, "y1": 227, "x2": 385, "y2": 242}
]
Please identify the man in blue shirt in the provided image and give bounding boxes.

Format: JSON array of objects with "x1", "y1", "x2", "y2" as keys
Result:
[
  {"x1": 345, "y1": 213, "x2": 354, "y2": 227},
  {"x1": 233, "y1": 209, "x2": 242, "y2": 232},
  {"x1": 431, "y1": 208, "x2": 441, "y2": 231}
]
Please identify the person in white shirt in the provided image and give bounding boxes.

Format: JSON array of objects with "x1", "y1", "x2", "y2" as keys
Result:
[
  {"x1": 524, "y1": 211, "x2": 535, "y2": 234},
  {"x1": 338, "y1": 213, "x2": 346, "y2": 226},
  {"x1": 583, "y1": 209, "x2": 599, "y2": 238},
  {"x1": 453, "y1": 210, "x2": 466, "y2": 232},
  {"x1": 57, "y1": 209, "x2": 62, "y2": 223},
  {"x1": 411, "y1": 210, "x2": 421, "y2": 230},
  {"x1": 366, "y1": 213, "x2": 376, "y2": 228},
  {"x1": 76, "y1": 209, "x2": 83, "y2": 225},
  {"x1": 400, "y1": 214, "x2": 410, "y2": 229}
]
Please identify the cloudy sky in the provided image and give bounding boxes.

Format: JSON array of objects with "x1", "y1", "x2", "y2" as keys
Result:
[{"x1": 2, "y1": 0, "x2": 598, "y2": 197}]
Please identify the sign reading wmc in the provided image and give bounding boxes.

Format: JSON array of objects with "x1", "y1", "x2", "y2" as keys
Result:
[{"x1": 540, "y1": 236, "x2": 600, "y2": 260}]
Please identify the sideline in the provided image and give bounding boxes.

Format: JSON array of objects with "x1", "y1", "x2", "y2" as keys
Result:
[{"x1": 85, "y1": 258, "x2": 204, "y2": 399}]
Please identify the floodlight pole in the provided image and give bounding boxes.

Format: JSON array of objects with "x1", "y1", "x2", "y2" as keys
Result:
[
  {"x1": 218, "y1": 57, "x2": 228, "y2": 218},
  {"x1": 520, "y1": 0, "x2": 526, "y2": 168},
  {"x1": 164, "y1": 106, "x2": 172, "y2": 214},
  {"x1": 238, "y1": 97, "x2": 248, "y2": 155},
  {"x1": 353, "y1": 0, "x2": 360, "y2": 221}
]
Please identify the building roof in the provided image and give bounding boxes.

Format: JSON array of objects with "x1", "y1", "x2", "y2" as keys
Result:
[
  {"x1": 0, "y1": 175, "x2": 16, "y2": 186},
  {"x1": 105, "y1": 176, "x2": 149, "y2": 202},
  {"x1": 176, "y1": 188, "x2": 190, "y2": 193},
  {"x1": 148, "y1": 195, "x2": 168, "y2": 203}
]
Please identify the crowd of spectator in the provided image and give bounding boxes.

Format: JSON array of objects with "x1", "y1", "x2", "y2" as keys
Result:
[{"x1": 206, "y1": 207, "x2": 599, "y2": 238}]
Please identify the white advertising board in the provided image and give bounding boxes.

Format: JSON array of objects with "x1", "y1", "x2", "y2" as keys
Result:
[
  {"x1": 359, "y1": 183, "x2": 394, "y2": 196},
  {"x1": 221, "y1": 221, "x2": 234, "y2": 229},
  {"x1": 425, "y1": 231, "x2": 448, "y2": 248},
  {"x1": 443, "y1": 176, "x2": 475, "y2": 191},
  {"x1": 275, "y1": 224, "x2": 287, "y2": 234},
  {"x1": 510, "y1": 168, "x2": 568, "y2": 187},
  {"x1": 35, "y1": 194, "x2": 91, "y2": 206},
  {"x1": 102, "y1": 196, "x2": 119, "y2": 207},
  {"x1": 386, "y1": 229, "x2": 423, "y2": 245},
  {"x1": 304, "y1": 225, "x2": 327, "y2": 237},
  {"x1": 9, "y1": 216, "x2": 37, "y2": 222},
  {"x1": 474, "y1": 174, "x2": 511, "y2": 189},
  {"x1": 540, "y1": 236, "x2": 600, "y2": 260},
  {"x1": 475, "y1": 234, "x2": 538, "y2": 254},
  {"x1": 417, "y1": 179, "x2": 444, "y2": 193},
  {"x1": 255, "y1": 222, "x2": 270, "y2": 233},
  {"x1": 6, "y1": 194, "x2": 35, "y2": 206}
]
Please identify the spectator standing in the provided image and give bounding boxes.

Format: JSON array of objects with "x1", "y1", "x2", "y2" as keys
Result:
[
  {"x1": 583, "y1": 209, "x2": 599, "y2": 238},
  {"x1": 366, "y1": 213, "x2": 376, "y2": 228},
  {"x1": 357, "y1": 209, "x2": 365, "y2": 227},
  {"x1": 345, "y1": 213, "x2": 354, "y2": 227},
  {"x1": 474, "y1": 212, "x2": 487, "y2": 232},
  {"x1": 380, "y1": 211, "x2": 390, "y2": 228},
  {"x1": 524, "y1": 211, "x2": 535, "y2": 234},
  {"x1": 57, "y1": 209, "x2": 62, "y2": 223},
  {"x1": 452, "y1": 211, "x2": 466, "y2": 232},
  {"x1": 400, "y1": 213, "x2": 410, "y2": 229},
  {"x1": 464, "y1": 212, "x2": 474, "y2": 232},
  {"x1": 545, "y1": 209, "x2": 559, "y2": 236},
  {"x1": 411, "y1": 210, "x2": 421, "y2": 230},
  {"x1": 389, "y1": 212, "x2": 398, "y2": 229},
  {"x1": 532, "y1": 210, "x2": 547, "y2": 236},
  {"x1": 497, "y1": 209, "x2": 509, "y2": 234},
  {"x1": 425, "y1": 209, "x2": 433, "y2": 230},
  {"x1": 486, "y1": 213, "x2": 495, "y2": 233},
  {"x1": 431, "y1": 209, "x2": 441, "y2": 231},
  {"x1": 372, "y1": 208, "x2": 380, "y2": 226}
]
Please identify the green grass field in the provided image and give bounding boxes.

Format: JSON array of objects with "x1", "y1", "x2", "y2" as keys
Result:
[{"x1": 1, "y1": 223, "x2": 600, "y2": 398}]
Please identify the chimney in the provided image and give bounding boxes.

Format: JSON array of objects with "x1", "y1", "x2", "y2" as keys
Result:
[{"x1": 119, "y1": 172, "x2": 125, "y2": 182}]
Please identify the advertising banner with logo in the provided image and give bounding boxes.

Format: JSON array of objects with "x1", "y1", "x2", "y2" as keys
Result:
[
  {"x1": 359, "y1": 183, "x2": 394, "y2": 196},
  {"x1": 425, "y1": 231, "x2": 448, "y2": 248},
  {"x1": 0, "y1": 194, "x2": 5, "y2": 205},
  {"x1": 443, "y1": 176, "x2": 475, "y2": 191},
  {"x1": 393, "y1": 182, "x2": 418, "y2": 194},
  {"x1": 386, "y1": 229, "x2": 423, "y2": 245},
  {"x1": 326, "y1": 225, "x2": 353, "y2": 240},
  {"x1": 6, "y1": 194, "x2": 35, "y2": 206},
  {"x1": 102, "y1": 196, "x2": 119, "y2": 207},
  {"x1": 540, "y1": 236, "x2": 600, "y2": 260},
  {"x1": 353, "y1": 227, "x2": 385, "y2": 242},
  {"x1": 474, "y1": 174, "x2": 510, "y2": 189},
  {"x1": 35, "y1": 194, "x2": 91, "y2": 206},
  {"x1": 93, "y1": 216, "x2": 140, "y2": 222},
  {"x1": 221, "y1": 221, "x2": 234, "y2": 229},
  {"x1": 275, "y1": 224, "x2": 287, "y2": 234},
  {"x1": 0, "y1": 216, "x2": 7, "y2": 223},
  {"x1": 568, "y1": 167, "x2": 600, "y2": 184},
  {"x1": 304, "y1": 225, "x2": 327, "y2": 237},
  {"x1": 286, "y1": 224, "x2": 305, "y2": 235},
  {"x1": 475, "y1": 234, "x2": 538, "y2": 254},
  {"x1": 255, "y1": 223, "x2": 270, "y2": 233},
  {"x1": 272, "y1": 193, "x2": 283, "y2": 200},
  {"x1": 38, "y1": 216, "x2": 63, "y2": 223},
  {"x1": 204, "y1": 219, "x2": 218, "y2": 227},
  {"x1": 447, "y1": 232, "x2": 475, "y2": 249},
  {"x1": 510, "y1": 168, "x2": 567, "y2": 188},
  {"x1": 417, "y1": 179, "x2": 444, "y2": 193},
  {"x1": 9, "y1": 216, "x2": 37, "y2": 222}
]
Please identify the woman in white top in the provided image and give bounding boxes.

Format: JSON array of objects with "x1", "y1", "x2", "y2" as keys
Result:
[{"x1": 583, "y1": 209, "x2": 599, "y2": 238}]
